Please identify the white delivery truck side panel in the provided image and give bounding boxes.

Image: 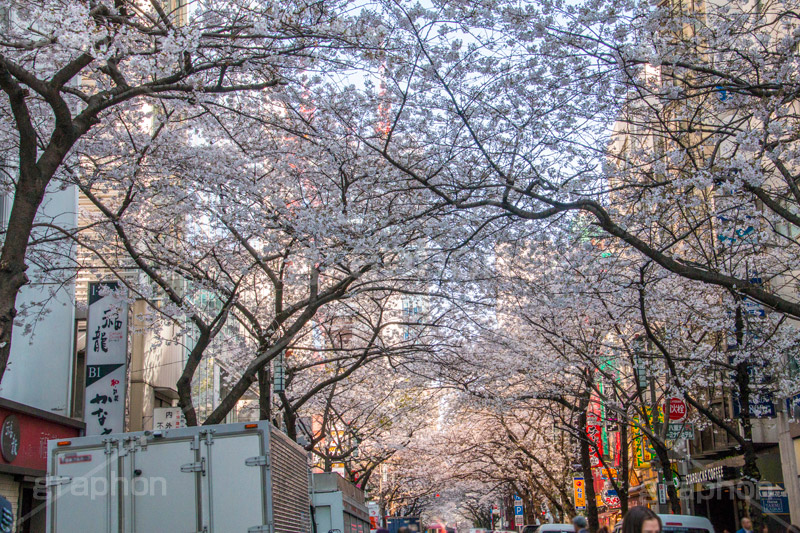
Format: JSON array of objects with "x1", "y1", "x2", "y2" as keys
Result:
[
  {"x1": 270, "y1": 429, "x2": 312, "y2": 533},
  {"x1": 46, "y1": 421, "x2": 309, "y2": 533}
]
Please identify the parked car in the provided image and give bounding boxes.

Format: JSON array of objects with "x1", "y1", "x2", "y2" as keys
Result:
[
  {"x1": 521, "y1": 525, "x2": 540, "y2": 533},
  {"x1": 537, "y1": 524, "x2": 575, "y2": 533},
  {"x1": 658, "y1": 515, "x2": 715, "y2": 533}
]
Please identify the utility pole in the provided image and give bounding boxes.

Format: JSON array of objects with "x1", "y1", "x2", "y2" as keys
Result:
[
  {"x1": 677, "y1": 441, "x2": 693, "y2": 515},
  {"x1": 777, "y1": 405, "x2": 800, "y2": 523}
]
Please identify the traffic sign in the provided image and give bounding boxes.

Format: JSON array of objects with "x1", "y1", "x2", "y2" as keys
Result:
[
  {"x1": 514, "y1": 505, "x2": 524, "y2": 516},
  {"x1": 658, "y1": 483, "x2": 667, "y2": 504},
  {"x1": 666, "y1": 422, "x2": 694, "y2": 440},
  {"x1": 668, "y1": 398, "x2": 687, "y2": 422}
]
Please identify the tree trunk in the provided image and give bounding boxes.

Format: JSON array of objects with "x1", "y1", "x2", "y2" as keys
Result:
[
  {"x1": 736, "y1": 360, "x2": 763, "y2": 525},
  {"x1": 258, "y1": 367, "x2": 271, "y2": 421},
  {"x1": 177, "y1": 327, "x2": 215, "y2": 426},
  {"x1": 619, "y1": 419, "x2": 629, "y2": 516},
  {"x1": 280, "y1": 391, "x2": 297, "y2": 441},
  {"x1": 733, "y1": 301, "x2": 763, "y2": 526},
  {"x1": 652, "y1": 443, "x2": 681, "y2": 514},
  {"x1": 579, "y1": 407, "x2": 600, "y2": 533}
]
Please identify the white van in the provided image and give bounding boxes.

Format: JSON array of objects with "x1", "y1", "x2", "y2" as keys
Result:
[
  {"x1": 537, "y1": 524, "x2": 575, "y2": 533},
  {"x1": 614, "y1": 514, "x2": 714, "y2": 533},
  {"x1": 614, "y1": 515, "x2": 715, "y2": 533},
  {"x1": 658, "y1": 515, "x2": 715, "y2": 533}
]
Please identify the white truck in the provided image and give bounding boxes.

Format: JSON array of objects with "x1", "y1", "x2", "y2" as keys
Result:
[
  {"x1": 311, "y1": 472, "x2": 371, "y2": 533},
  {"x1": 45, "y1": 421, "x2": 311, "y2": 533}
]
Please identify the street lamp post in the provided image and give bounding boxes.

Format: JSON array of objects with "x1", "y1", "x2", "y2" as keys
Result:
[{"x1": 777, "y1": 402, "x2": 800, "y2": 523}]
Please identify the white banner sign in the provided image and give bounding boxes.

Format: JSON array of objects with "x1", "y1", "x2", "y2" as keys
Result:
[
  {"x1": 153, "y1": 407, "x2": 186, "y2": 430},
  {"x1": 84, "y1": 282, "x2": 128, "y2": 435}
]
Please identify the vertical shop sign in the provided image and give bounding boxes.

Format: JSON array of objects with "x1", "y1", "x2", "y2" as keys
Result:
[
  {"x1": 84, "y1": 282, "x2": 128, "y2": 435},
  {"x1": 573, "y1": 476, "x2": 586, "y2": 510}
]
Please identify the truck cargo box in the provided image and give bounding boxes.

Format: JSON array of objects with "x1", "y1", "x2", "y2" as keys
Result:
[{"x1": 46, "y1": 421, "x2": 310, "y2": 533}]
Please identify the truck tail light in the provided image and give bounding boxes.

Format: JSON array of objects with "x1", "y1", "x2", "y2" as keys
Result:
[{"x1": 57, "y1": 441, "x2": 71, "y2": 446}]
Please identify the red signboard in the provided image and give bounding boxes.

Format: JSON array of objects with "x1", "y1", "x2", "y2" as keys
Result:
[
  {"x1": 592, "y1": 469, "x2": 605, "y2": 495},
  {"x1": 602, "y1": 489, "x2": 621, "y2": 509},
  {"x1": 587, "y1": 424, "x2": 603, "y2": 466},
  {"x1": 668, "y1": 398, "x2": 687, "y2": 422},
  {"x1": 0, "y1": 402, "x2": 82, "y2": 473}
]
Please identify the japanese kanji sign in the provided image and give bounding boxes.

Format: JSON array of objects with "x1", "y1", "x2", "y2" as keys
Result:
[
  {"x1": 153, "y1": 407, "x2": 186, "y2": 430},
  {"x1": 586, "y1": 423, "x2": 603, "y2": 467},
  {"x1": 84, "y1": 282, "x2": 128, "y2": 435},
  {"x1": 573, "y1": 476, "x2": 586, "y2": 510}
]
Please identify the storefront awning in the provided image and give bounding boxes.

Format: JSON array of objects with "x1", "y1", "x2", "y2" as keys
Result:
[{"x1": 0, "y1": 397, "x2": 84, "y2": 476}]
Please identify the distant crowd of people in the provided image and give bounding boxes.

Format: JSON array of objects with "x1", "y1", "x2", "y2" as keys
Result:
[{"x1": 571, "y1": 507, "x2": 800, "y2": 533}]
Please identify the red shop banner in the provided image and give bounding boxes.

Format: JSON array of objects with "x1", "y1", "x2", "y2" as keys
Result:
[{"x1": 0, "y1": 398, "x2": 83, "y2": 473}]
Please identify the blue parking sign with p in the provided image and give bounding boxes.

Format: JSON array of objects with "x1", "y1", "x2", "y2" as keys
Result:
[{"x1": 514, "y1": 505, "x2": 524, "y2": 515}]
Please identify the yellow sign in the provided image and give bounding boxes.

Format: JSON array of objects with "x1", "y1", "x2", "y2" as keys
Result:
[
  {"x1": 601, "y1": 468, "x2": 618, "y2": 480},
  {"x1": 632, "y1": 407, "x2": 663, "y2": 469},
  {"x1": 632, "y1": 424, "x2": 652, "y2": 469},
  {"x1": 573, "y1": 476, "x2": 586, "y2": 510}
]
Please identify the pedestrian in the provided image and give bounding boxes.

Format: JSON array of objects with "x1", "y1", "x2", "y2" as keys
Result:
[
  {"x1": 573, "y1": 516, "x2": 589, "y2": 533},
  {"x1": 621, "y1": 506, "x2": 662, "y2": 533},
  {"x1": 761, "y1": 525, "x2": 769, "y2": 533},
  {"x1": 599, "y1": 526, "x2": 610, "y2": 533},
  {"x1": 737, "y1": 518, "x2": 754, "y2": 533}
]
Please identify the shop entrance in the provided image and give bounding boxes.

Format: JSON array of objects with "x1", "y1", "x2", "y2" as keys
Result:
[{"x1": 695, "y1": 487, "x2": 737, "y2": 533}]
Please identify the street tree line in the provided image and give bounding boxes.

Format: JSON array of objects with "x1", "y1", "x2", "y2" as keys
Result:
[{"x1": 2, "y1": 0, "x2": 800, "y2": 526}]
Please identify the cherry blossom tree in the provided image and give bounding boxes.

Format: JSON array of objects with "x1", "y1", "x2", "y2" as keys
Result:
[
  {"x1": 354, "y1": 0, "x2": 800, "y2": 322},
  {"x1": 0, "y1": 0, "x2": 379, "y2": 384}
]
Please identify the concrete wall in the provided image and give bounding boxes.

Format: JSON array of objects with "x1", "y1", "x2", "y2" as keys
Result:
[
  {"x1": 0, "y1": 183, "x2": 77, "y2": 415},
  {"x1": 129, "y1": 300, "x2": 186, "y2": 430}
]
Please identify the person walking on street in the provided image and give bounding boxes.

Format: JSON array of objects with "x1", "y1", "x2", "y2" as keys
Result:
[
  {"x1": 573, "y1": 516, "x2": 589, "y2": 533},
  {"x1": 621, "y1": 506, "x2": 662, "y2": 533},
  {"x1": 737, "y1": 518, "x2": 754, "y2": 533}
]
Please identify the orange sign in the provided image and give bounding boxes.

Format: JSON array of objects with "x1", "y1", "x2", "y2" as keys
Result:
[{"x1": 573, "y1": 476, "x2": 586, "y2": 510}]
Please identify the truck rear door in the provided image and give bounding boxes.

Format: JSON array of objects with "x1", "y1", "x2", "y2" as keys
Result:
[
  {"x1": 127, "y1": 435, "x2": 201, "y2": 533},
  {"x1": 200, "y1": 429, "x2": 268, "y2": 532},
  {"x1": 48, "y1": 440, "x2": 121, "y2": 533}
]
